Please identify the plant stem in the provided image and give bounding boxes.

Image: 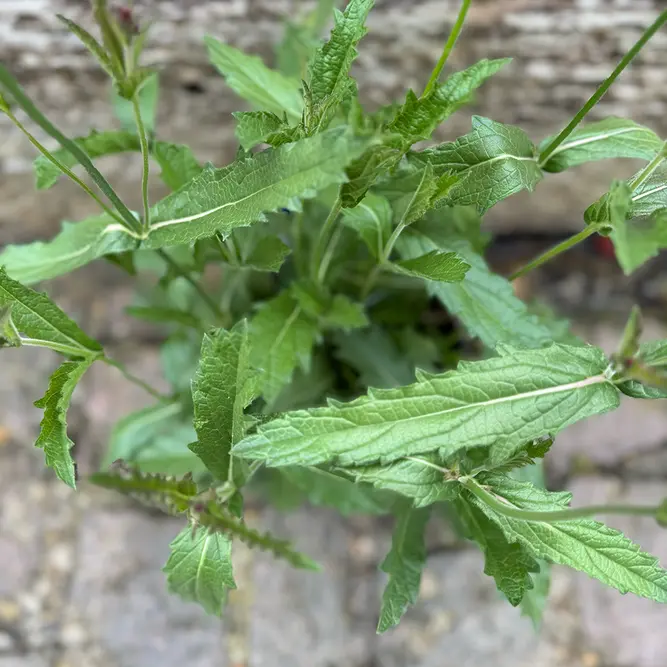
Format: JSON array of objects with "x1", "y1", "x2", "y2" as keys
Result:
[
  {"x1": 508, "y1": 225, "x2": 600, "y2": 281},
  {"x1": 461, "y1": 476, "x2": 659, "y2": 523},
  {"x1": 360, "y1": 219, "x2": 408, "y2": 299},
  {"x1": 132, "y1": 95, "x2": 151, "y2": 232},
  {"x1": 156, "y1": 249, "x2": 225, "y2": 321},
  {"x1": 215, "y1": 233, "x2": 236, "y2": 265},
  {"x1": 538, "y1": 10, "x2": 667, "y2": 166},
  {"x1": 317, "y1": 224, "x2": 343, "y2": 284},
  {"x1": 421, "y1": 0, "x2": 472, "y2": 98},
  {"x1": 102, "y1": 357, "x2": 169, "y2": 401},
  {"x1": 311, "y1": 197, "x2": 342, "y2": 283},
  {"x1": 7, "y1": 113, "x2": 128, "y2": 227}
]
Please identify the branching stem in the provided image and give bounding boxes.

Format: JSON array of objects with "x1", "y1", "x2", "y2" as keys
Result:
[{"x1": 311, "y1": 197, "x2": 342, "y2": 283}]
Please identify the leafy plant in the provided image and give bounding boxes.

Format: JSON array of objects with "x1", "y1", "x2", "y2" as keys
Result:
[{"x1": 3, "y1": 0, "x2": 667, "y2": 631}]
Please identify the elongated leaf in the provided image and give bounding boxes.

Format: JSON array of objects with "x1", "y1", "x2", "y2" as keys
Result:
[
  {"x1": 141, "y1": 126, "x2": 369, "y2": 249},
  {"x1": 189, "y1": 322, "x2": 257, "y2": 481},
  {"x1": 341, "y1": 193, "x2": 392, "y2": 259},
  {"x1": 233, "y1": 344, "x2": 619, "y2": 468},
  {"x1": 250, "y1": 291, "x2": 320, "y2": 402},
  {"x1": 397, "y1": 217, "x2": 555, "y2": 348},
  {"x1": 388, "y1": 59, "x2": 511, "y2": 143},
  {"x1": 377, "y1": 507, "x2": 430, "y2": 633},
  {"x1": 0, "y1": 215, "x2": 137, "y2": 285},
  {"x1": 233, "y1": 111, "x2": 286, "y2": 151},
  {"x1": 205, "y1": 37, "x2": 303, "y2": 120},
  {"x1": 125, "y1": 306, "x2": 202, "y2": 330},
  {"x1": 306, "y1": 0, "x2": 374, "y2": 131},
  {"x1": 0, "y1": 268, "x2": 102, "y2": 357},
  {"x1": 279, "y1": 466, "x2": 395, "y2": 514},
  {"x1": 412, "y1": 116, "x2": 542, "y2": 214},
  {"x1": 456, "y1": 497, "x2": 538, "y2": 605},
  {"x1": 392, "y1": 250, "x2": 469, "y2": 283},
  {"x1": 334, "y1": 326, "x2": 414, "y2": 389},
  {"x1": 35, "y1": 358, "x2": 95, "y2": 487},
  {"x1": 151, "y1": 142, "x2": 203, "y2": 191},
  {"x1": 351, "y1": 455, "x2": 460, "y2": 507},
  {"x1": 473, "y1": 475, "x2": 667, "y2": 602},
  {"x1": 164, "y1": 526, "x2": 236, "y2": 615},
  {"x1": 540, "y1": 117, "x2": 663, "y2": 173},
  {"x1": 56, "y1": 15, "x2": 115, "y2": 79}
]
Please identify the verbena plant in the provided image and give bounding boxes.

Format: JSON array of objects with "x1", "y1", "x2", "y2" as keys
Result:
[{"x1": 2, "y1": 0, "x2": 667, "y2": 631}]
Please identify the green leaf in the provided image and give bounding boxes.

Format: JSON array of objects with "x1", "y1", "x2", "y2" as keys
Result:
[
  {"x1": 351, "y1": 455, "x2": 460, "y2": 507},
  {"x1": 233, "y1": 111, "x2": 286, "y2": 151},
  {"x1": 250, "y1": 291, "x2": 320, "y2": 402},
  {"x1": 323, "y1": 294, "x2": 368, "y2": 330},
  {"x1": 142, "y1": 126, "x2": 370, "y2": 249},
  {"x1": 125, "y1": 306, "x2": 202, "y2": 330},
  {"x1": 233, "y1": 343, "x2": 619, "y2": 468},
  {"x1": 0, "y1": 215, "x2": 137, "y2": 285},
  {"x1": 0, "y1": 268, "x2": 102, "y2": 357},
  {"x1": 456, "y1": 497, "x2": 538, "y2": 605},
  {"x1": 341, "y1": 193, "x2": 392, "y2": 259},
  {"x1": 539, "y1": 117, "x2": 663, "y2": 173},
  {"x1": 397, "y1": 217, "x2": 555, "y2": 348},
  {"x1": 391, "y1": 250, "x2": 469, "y2": 283},
  {"x1": 205, "y1": 36, "x2": 303, "y2": 120},
  {"x1": 112, "y1": 71, "x2": 159, "y2": 134},
  {"x1": 164, "y1": 526, "x2": 236, "y2": 615},
  {"x1": 412, "y1": 116, "x2": 542, "y2": 214},
  {"x1": 190, "y1": 322, "x2": 258, "y2": 481},
  {"x1": 151, "y1": 142, "x2": 203, "y2": 191},
  {"x1": 388, "y1": 59, "x2": 511, "y2": 143},
  {"x1": 160, "y1": 333, "x2": 201, "y2": 392},
  {"x1": 244, "y1": 236, "x2": 292, "y2": 272},
  {"x1": 34, "y1": 358, "x2": 95, "y2": 487},
  {"x1": 377, "y1": 507, "x2": 430, "y2": 633},
  {"x1": 56, "y1": 14, "x2": 116, "y2": 79},
  {"x1": 473, "y1": 475, "x2": 667, "y2": 602},
  {"x1": 0, "y1": 304, "x2": 21, "y2": 348},
  {"x1": 279, "y1": 466, "x2": 395, "y2": 514},
  {"x1": 334, "y1": 325, "x2": 414, "y2": 388},
  {"x1": 269, "y1": 352, "x2": 334, "y2": 412},
  {"x1": 521, "y1": 561, "x2": 551, "y2": 629},
  {"x1": 305, "y1": 0, "x2": 374, "y2": 131}
]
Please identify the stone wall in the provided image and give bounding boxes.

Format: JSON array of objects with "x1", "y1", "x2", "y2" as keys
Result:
[{"x1": 1, "y1": 0, "x2": 667, "y2": 238}]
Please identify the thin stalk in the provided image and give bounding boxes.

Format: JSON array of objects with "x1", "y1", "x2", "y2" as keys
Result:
[
  {"x1": 538, "y1": 10, "x2": 667, "y2": 165},
  {"x1": 317, "y1": 224, "x2": 343, "y2": 284},
  {"x1": 102, "y1": 357, "x2": 169, "y2": 402},
  {"x1": 509, "y1": 225, "x2": 600, "y2": 281},
  {"x1": 360, "y1": 217, "x2": 409, "y2": 299},
  {"x1": 215, "y1": 233, "x2": 236, "y2": 265},
  {"x1": 421, "y1": 0, "x2": 472, "y2": 98},
  {"x1": 7, "y1": 113, "x2": 127, "y2": 227},
  {"x1": 629, "y1": 142, "x2": 667, "y2": 192},
  {"x1": 20, "y1": 338, "x2": 96, "y2": 359},
  {"x1": 461, "y1": 476, "x2": 659, "y2": 523},
  {"x1": 132, "y1": 95, "x2": 151, "y2": 232},
  {"x1": 157, "y1": 249, "x2": 225, "y2": 321},
  {"x1": 311, "y1": 197, "x2": 342, "y2": 283}
]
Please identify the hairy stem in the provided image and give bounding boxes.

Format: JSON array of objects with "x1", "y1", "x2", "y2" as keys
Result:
[
  {"x1": 509, "y1": 225, "x2": 600, "y2": 281},
  {"x1": 132, "y1": 95, "x2": 151, "y2": 232},
  {"x1": 156, "y1": 249, "x2": 225, "y2": 321},
  {"x1": 538, "y1": 10, "x2": 667, "y2": 165},
  {"x1": 311, "y1": 197, "x2": 342, "y2": 283},
  {"x1": 6, "y1": 113, "x2": 128, "y2": 227},
  {"x1": 461, "y1": 476, "x2": 659, "y2": 523},
  {"x1": 421, "y1": 0, "x2": 471, "y2": 98},
  {"x1": 102, "y1": 357, "x2": 170, "y2": 401}
]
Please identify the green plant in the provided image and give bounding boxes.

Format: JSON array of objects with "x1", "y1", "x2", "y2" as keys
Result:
[{"x1": 3, "y1": 0, "x2": 667, "y2": 631}]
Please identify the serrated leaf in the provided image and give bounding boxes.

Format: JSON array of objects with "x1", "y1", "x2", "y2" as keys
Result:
[
  {"x1": 0, "y1": 268, "x2": 102, "y2": 357},
  {"x1": 334, "y1": 325, "x2": 414, "y2": 388},
  {"x1": 351, "y1": 455, "x2": 460, "y2": 507},
  {"x1": 34, "y1": 358, "x2": 94, "y2": 487},
  {"x1": 306, "y1": 0, "x2": 374, "y2": 131},
  {"x1": 233, "y1": 111, "x2": 286, "y2": 151},
  {"x1": 250, "y1": 291, "x2": 320, "y2": 402},
  {"x1": 244, "y1": 236, "x2": 292, "y2": 272},
  {"x1": 539, "y1": 117, "x2": 663, "y2": 173},
  {"x1": 279, "y1": 466, "x2": 395, "y2": 514},
  {"x1": 164, "y1": 526, "x2": 235, "y2": 615},
  {"x1": 391, "y1": 250, "x2": 469, "y2": 283},
  {"x1": 205, "y1": 36, "x2": 303, "y2": 120},
  {"x1": 521, "y1": 561, "x2": 551, "y2": 629},
  {"x1": 233, "y1": 343, "x2": 619, "y2": 468},
  {"x1": 388, "y1": 58, "x2": 511, "y2": 143},
  {"x1": 456, "y1": 497, "x2": 538, "y2": 605},
  {"x1": 377, "y1": 507, "x2": 430, "y2": 633},
  {"x1": 473, "y1": 475, "x2": 667, "y2": 602},
  {"x1": 341, "y1": 193, "x2": 392, "y2": 259},
  {"x1": 0, "y1": 215, "x2": 137, "y2": 285},
  {"x1": 189, "y1": 322, "x2": 257, "y2": 481},
  {"x1": 141, "y1": 126, "x2": 370, "y2": 249},
  {"x1": 413, "y1": 116, "x2": 542, "y2": 214},
  {"x1": 151, "y1": 142, "x2": 203, "y2": 191},
  {"x1": 397, "y1": 217, "x2": 555, "y2": 348},
  {"x1": 323, "y1": 294, "x2": 368, "y2": 330},
  {"x1": 112, "y1": 71, "x2": 159, "y2": 134}
]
